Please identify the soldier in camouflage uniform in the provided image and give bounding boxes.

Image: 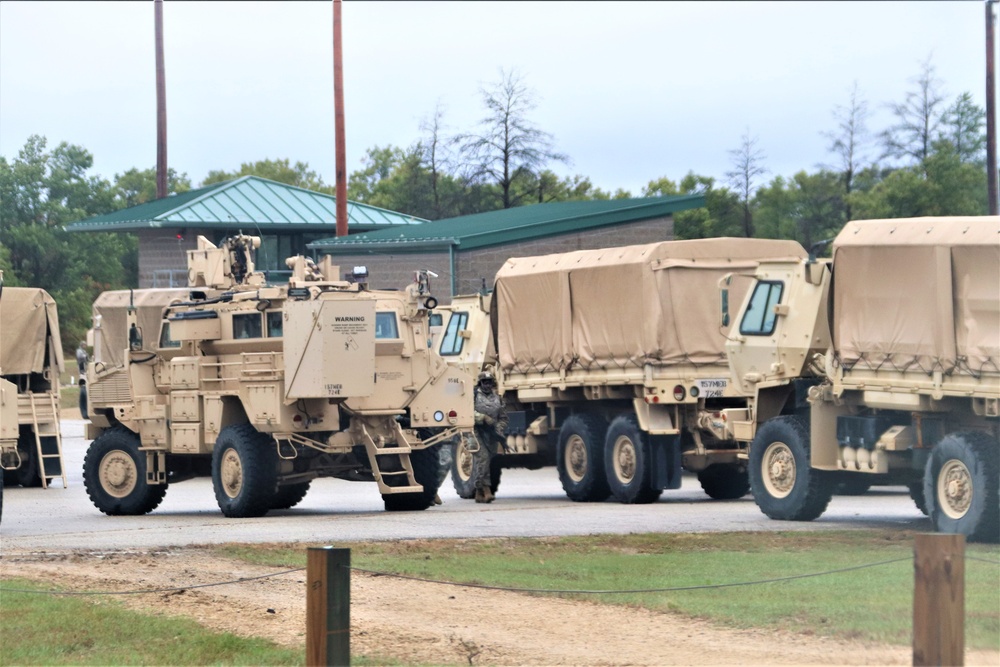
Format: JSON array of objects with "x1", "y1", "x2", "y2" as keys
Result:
[{"x1": 472, "y1": 371, "x2": 507, "y2": 503}]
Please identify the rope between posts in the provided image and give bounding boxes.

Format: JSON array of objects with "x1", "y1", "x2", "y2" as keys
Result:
[{"x1": 5, "y1": 553, "x2": 997, "y2": 597}]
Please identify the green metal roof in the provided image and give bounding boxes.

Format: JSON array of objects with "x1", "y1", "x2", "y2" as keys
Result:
[
  {"x1": 65, "y1": 175, "x2": 427, "y2": 232},
  {"x1": 308, "y1": 194, "x2": 705, "y2": 253}
]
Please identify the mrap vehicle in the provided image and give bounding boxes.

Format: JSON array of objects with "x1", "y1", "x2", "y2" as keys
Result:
[{"x1": 83, "y1": 235, "x2": 475, "y2": 517}]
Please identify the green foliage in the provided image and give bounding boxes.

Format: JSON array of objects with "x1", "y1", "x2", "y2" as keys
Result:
[
  {"x1": 644, "y1": 172, "x2": 742, "y2": 239},
  {"x1": 203, "y1": 157, "x2": 324, "y2": 189},
  {"x1": 215, "y1": 532, "x2": 1000, "y2": 650},
  {"x1": 0, "y1": 578, "x2": 303, "y2": 665},
  {"x1": 114, "y1": 167, "x2": 191, "y2": 208}
]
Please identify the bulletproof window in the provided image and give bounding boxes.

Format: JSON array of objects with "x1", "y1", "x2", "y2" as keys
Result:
[
  {"x1": 266, "y1": 311, "x2": 283, "y2": 338},
  {"x1": 739, "y1": 281, "x2": 784, "y2": 336},
  {"x1": 440, "y1": 311, "x2": 469, "y2": 356},
  {"x1": 233, "y1": 313, "x2": 263, "y2": 339},
  {"x1": 375, "y1": 312, "x2": 399, "y2": 339},
  {"x1": 429, "y1": 312, "x2": 443, "y2": 328},
  {"x1": 158, "y1": 321, "x2": 181, "y2": 349}
]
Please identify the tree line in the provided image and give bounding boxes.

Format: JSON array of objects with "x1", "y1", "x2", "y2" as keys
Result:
[{"x1": 0, "y1": 60, "x2": 990, "y2": 352}]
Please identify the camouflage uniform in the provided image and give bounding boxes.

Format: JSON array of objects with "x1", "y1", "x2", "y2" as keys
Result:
[{"x1": 472, "y1": 381, "x2": 507, "y2": 503}]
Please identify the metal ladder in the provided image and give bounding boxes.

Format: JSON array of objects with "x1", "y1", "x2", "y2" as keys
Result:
[
  {"x1": 27, "y1": 392, "x2": 67, "y2": 489},
  {"x1": 359, "y1": 422, "x2": 422, "y2": 495}
]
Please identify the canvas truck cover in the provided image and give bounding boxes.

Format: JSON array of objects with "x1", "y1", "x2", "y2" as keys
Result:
[
  {"x1": 495, "y1": 238, "x2": 807, "y2": 375},
  {"x1": 832, "y1": 216, "x2": 1000, "y2": 376},
  {"x1": 0, "y1": 287, "x2": 64, "y2": 376},
  {"x1": 92, "y1": 289, "x2": 189, "y2": 368}
]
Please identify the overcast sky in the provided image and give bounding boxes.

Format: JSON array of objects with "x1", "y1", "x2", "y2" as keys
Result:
[{"x1": 0, "y1": 1, "x2": 991, "y2": 197}]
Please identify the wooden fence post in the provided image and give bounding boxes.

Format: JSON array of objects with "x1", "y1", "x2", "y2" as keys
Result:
[
  {"x1": 307, "y1": 546, "x2": 350, "y2": 667},
  {"x1": 913, "y1": 533, "x2": 964, "y2": 666}
]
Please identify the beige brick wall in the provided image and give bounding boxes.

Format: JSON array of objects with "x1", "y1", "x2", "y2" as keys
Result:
[
  {"x1": 318, "y1": 251, "x2": 452, "y2": 292},
  {"x1": 137, "y1": 228, "x2": 202, "y2": 288}
]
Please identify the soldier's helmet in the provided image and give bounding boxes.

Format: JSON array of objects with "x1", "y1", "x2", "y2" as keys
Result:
[{"x1": 477, "y1": 371, "x2": 495, "y2": 386}]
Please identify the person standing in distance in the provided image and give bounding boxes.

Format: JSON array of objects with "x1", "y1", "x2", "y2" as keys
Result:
[{"x1": 472, "y1": 370, "x2": 507, "y2": 503}]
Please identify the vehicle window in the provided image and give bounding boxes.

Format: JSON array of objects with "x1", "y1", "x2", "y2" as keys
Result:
[
  {"x1": 266, "y1": 311, "x2": 283, "y2": 338},
  {"x1": 233, "y1": 313, "x2": 263, "y2": 339},
  {"x1": 428, "y1": 312, "x2": 443, "y2": 327},
  {"x1": 739, "y1": 281, "x2": 784, "y2": 336},
  {"x1": 375, "y1": 312, "x2": 399, "y2": 339},
  {"x1": 440, "y1": 311, "x2": 468, "y2": 356},
  {"x1": 158, "y1": 321, "x2": 181, "y2": 349}
]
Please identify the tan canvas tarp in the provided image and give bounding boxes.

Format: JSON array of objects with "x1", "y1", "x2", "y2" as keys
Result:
[
  {"x1": 496, "y1": 238, "x2": 807, "y2": 374},
  {"x1": 92, "y1": 289, "x2": 189, "y2": 367},
  {"x1": 0, "y1": 287, "x2": 64, "y2": 376},
  {"x1": 832, "y1": 216, "x2": 1000, "y2": 375}
]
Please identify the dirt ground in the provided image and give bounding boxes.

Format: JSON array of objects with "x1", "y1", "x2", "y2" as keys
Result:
[{"x1": 4, "y1": 547, "x2": 998, "y2": 666}]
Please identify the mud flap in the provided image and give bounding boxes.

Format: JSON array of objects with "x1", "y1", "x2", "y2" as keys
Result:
[{"x1": 650, "y1": 434, "x2": 682, "y2": 490}]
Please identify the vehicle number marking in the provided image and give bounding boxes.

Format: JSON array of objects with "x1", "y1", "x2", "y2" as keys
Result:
[{"x1": 696, "y1": 378, "x2": 728, "y2": 398}]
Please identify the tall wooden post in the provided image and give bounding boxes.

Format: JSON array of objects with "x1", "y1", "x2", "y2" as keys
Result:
[
  {"x1": 154, "y1": 0, "x2": 168, "y2": 200},
  {"x1": 306, "y1": 547, "x2": 350, "y2": 666},
  {"x1": 333, "y1": 0, "x2": 348, "y2": 237},
  {"x1": 986, "y1": 0, "x2": 998, "y2": 215},
  {"x1": 913, "y1": 534, "x2": 965, "y2": 667}
]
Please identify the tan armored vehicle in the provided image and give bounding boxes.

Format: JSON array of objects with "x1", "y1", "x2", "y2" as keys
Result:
[
  {"x1": 726, "y1": 216, "x2": 999, "y2": 541},
  {"x1": 83, "y1": 235, "x2": 475, "y2": 517},
  {"x1": 457, "y1": 238, "x2": 807, "y2": 504},
  {"x1": 0, "y1": 281, "x2": 67, "y2": 492}
]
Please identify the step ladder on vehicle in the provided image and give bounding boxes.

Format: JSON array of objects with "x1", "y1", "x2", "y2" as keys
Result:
[{"x1": 19, "y1": 392, "x2": 67, "y2": 489}]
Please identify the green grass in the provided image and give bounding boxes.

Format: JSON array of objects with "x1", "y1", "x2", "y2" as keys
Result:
[
  {"x1": 0, "y1": 578, "x2": 302, "y2": 666},
  {"x1": 59, "y1": 385, "x2": 79, "y2": 411},
  {"x1": 215, "y1": 531, "x2": 1000, "y2": 650}
]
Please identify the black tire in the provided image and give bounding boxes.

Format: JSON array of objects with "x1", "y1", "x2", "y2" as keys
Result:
[
  {"x1": 604, "y1": 414, "x2": 661, "y2": 504},
  {"x1": 0, "y1": 469, "x2": 4, "y2": 523},
  {"x1": 83, "y1": 425, "x2": 168, "y2": 515},
  {"x1": 2, "y1": 469, "x2": 16, "y2": 487},
  {"x1": 698, "y1": 464, "x2": 750, "y2": 500},
  {"x1": 923, "y1": 431, "x2": 999, "y2": 543},
  {"x1": 833, "y1": 475, "x2": 873, "y2": 496},
  {"x1": 557, "y1": 413, "x2": 610, "y2": 502},
  {"x1": 451, "y1": 433, "x2": 501, "y2": 499},
  {"x1": 748, "y1": 416, "x2": 833, "y2": 521},
  {"x1": 212, "y1": 424, "x2": 279, "y2": 518},
  {"x1": 384, "y1": 445, "x2": 441, "y2": 512},
  {"x1": 79, "y1": 384, "x2": 89, "y2": 421},
  {"x1": 270, "y1": 481, "x2": 311, "y2": 510},
  {"x1": 908, "y1": 480, "x2": 928, "y2": 516},
  {"x1": 15, "y1": 433, "x2": 41, "y2": 488}
]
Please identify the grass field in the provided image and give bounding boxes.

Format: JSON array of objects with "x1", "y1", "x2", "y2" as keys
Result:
[{"x1": 218, "y1": 530, "x2": 1000, "y2": 650}]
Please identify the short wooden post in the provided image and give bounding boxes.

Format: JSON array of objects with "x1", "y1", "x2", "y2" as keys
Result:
[
  {"x1": 307, "y1": 547, "x2": 350, "y2": 667},
  {"x1": 913, "y1": 533, "x2": 965, "y2": 666}
]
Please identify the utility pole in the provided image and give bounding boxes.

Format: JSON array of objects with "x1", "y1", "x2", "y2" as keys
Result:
[
  {"x1": 987, "y1": 0, "x2": 998, "y2": 215},
  {"x1": 155, "y1": 0, "x2": 168, "y2": 200},
  {"x1": 333, "y1": 0, "x2": 348, "y2": 237}
]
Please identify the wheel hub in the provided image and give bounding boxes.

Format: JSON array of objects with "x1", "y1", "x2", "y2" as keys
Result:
[
  {"x1": 99, "y1": 450, "x2": 137, "y2": 499},
  {"x1": 763, "y1": 441, "x2": 795, "y2": 499},
  {"x1": 613, "y1": 436, "x2": 636, "y2": 482},
  {"x1": 221, "y1": 448, "x2": 244, "y2": 499},
  {"x1": 566, "y1": 436, "x2": 588, "y2": 482},
  {"x1": 938, "y1": 459, "x2": 972, "y2": 520},
  {"x1": 457, "y1": 440, "x2": 474, "y2": 481}
]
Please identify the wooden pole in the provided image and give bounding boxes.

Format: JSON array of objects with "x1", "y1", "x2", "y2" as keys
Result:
[
  {"x1": 986, "y1": 0, "x2": 998, "y2": 215},
  {"x1": 333, "y1": 0, "x2": 348, "y2": 237},
  {"x1": 154, "y1": 0, "x2": 168, "y2": 200},
  {"x1": 913, "y1": 533, "x2": 965, "y2": 667},
  {"x1": 306, "y1": 547, "x2": 350, "y2": 666}
]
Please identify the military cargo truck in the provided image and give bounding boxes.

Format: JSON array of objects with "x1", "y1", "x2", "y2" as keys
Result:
[
  {"x1": 481, "y1": 238, "x2": 807, "y2": 503},
  {"x1": 83, "y1": 235, "x2": 475, "y2": 517},
  {"x1": 0, "y1": 283, "x2": 67, "y2": 490},
  {"x1": 725, "y1": 216, "x2": 999, "y2": 541}
]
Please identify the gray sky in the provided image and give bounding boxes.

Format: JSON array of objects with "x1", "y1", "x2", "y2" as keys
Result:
[{"x1": 0, "y1": 1, "x2": 991, "y2": 197}]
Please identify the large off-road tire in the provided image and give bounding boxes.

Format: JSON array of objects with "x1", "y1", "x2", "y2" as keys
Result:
[
  {"x1": 557, "y1": 413, "x2": 611, "y2": 502},
  {"x1": 698, "y1": 464, "x2": 750, "y2": 500},
  {"x1": 83, "y1": 426, "x2": 168, "y2": 515},
  {"x1": 15, "y1": 434, "x2": 41, "y2": 488},
  {"x1": 749, "y1": 416, "x2": 833, "y2": 522},
  {"x1": 384, "y1": 445, "x2": 441, "y2": 512},
  {"x1": 451, "y1": 433, "x2": 501, "y2": 499},
  {"x1": 604, "y1": 414, "x2": 661, "y2": 504},
  {"x1": 79, "y1": 384, "x2": 89, "y2": 421},
  {"x1": 2, "y1": 469, "x2": 16, "y2": 487},
  {"x1": 0, "y1": 470, "x2": 4, "y2": 523},
  {"x1": 270, "y1": 482, "x2": 311, "y2": 510},
  {"x1": 923, "y1": 431, "x2": 999, "y2": 543},
  {"x1": 212, "y1": 424, "x2": 279, "y2": 518},
  {"x1": 908, "y1": 480, "x2": 928, "y2": 516}
]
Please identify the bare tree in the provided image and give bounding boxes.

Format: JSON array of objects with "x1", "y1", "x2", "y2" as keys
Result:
[
  {"x1": 881, "y1": 55, "x2": 946, "y2": 165},
  {"x1": 726, "y1": 129, "x2": 768, "y2": 237},
  {"x1": 456, "y1": 68, "x2": 567, "y2": 209},
  {"x1": 419, "y1": 101, "x2": 451, "y2": 218},
  {"x1": 823, "y1": 81, "x2": 871, "y2": 219}
]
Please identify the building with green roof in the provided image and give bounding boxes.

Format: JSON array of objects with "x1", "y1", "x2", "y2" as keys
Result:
[
  {"x1": 309, "y1": 194, "x2": 704, "y2": 299},
  {"x1": 66, "y1": 175, "x2": 426, "y2": 287}
]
